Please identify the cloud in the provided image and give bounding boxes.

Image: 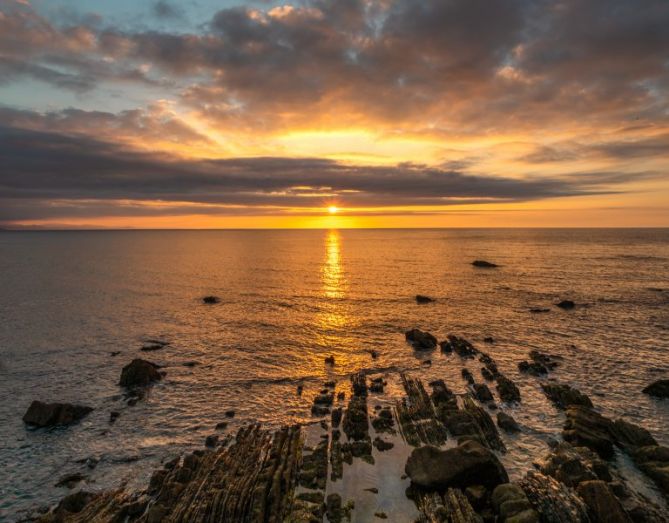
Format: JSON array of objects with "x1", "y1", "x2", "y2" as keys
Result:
[
  {"x1": 152, "y1": 1, "x2": 183, "y2": 20},
  {"x1": 0, "y1": 121, "x2": 656, "y2": 223}
]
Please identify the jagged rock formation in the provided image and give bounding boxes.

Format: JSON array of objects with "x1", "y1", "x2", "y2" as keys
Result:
[{"x1": 397, "y1": 373, "x2": 448, "y2": 446}]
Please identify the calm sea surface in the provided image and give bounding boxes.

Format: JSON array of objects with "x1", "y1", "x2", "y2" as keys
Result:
[{"x1": 1, "y1": 229, "x2": 668, "y2": 519}]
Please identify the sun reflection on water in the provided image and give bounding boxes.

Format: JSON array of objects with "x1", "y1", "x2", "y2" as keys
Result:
[{"x1": 322, "y1": 229, "x2": 344, "y2": 299}]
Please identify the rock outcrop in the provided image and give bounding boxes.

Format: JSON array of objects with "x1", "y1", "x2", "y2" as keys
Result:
[
  {"x1": 405, "y1": 440, "x2": 508, "y2": 490},
  {"x1": 23, "y1": 401, "x2": 93, "y2": 428}
]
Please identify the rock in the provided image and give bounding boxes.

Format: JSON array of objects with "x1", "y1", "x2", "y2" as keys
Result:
[
  {"x1": 492, "y1": 484, "x2": 538, "y2": 522},
  {"x1": 405, "y1": 440, "x2": 508, "y2": 490},
  {"x1": 518, "y1": 360, "x2": 548, "y2": 376},
  {"x1": 484, "y1": 337, "x2": 495, "y2": 344},
  {"x1": 462, "y1": 368, "x2": 475, "y2": 384},
  {"x1": 496, "y1": 375, "x2": 521, "y2": 403},
  {"x1": 373, "y1": 436, "x2": 394, "y2": 451},
  {"x1": 205, "y1": 434, "x2": 218, "y2": 447},
  {"x1": 22, "y1": 401, "x2": 93, "y2": 428},
  {"x1": 473, "y1": 383, "x2": 494, "y2": 403},
  {"x1": 542, "y1": 383, "x2": 593, "y2": 409},
  {"x1": 481, "y1": 367, "x2": 495, "y2": 381},
  {"x1": 225, "y1": 410, "x2": 235, "y2": 418},
  {"x1": 215, "y1": 421, "x2": 228, "y2": 430},
  {"x1": 576, "y1": 480, "x2": 631, "y2": 523},
  {"x1": 642, "y1": 379, "x2": 669, "y2": 398},
  {"x1": 611, "y1": 418, "x2": 657, "y2": 450},
  {"x1": 110, "y1": 351, "x2": 121, "y2": 356},
  {"x1": 325, "y1": 355, "x2": 336, "y2": 365},
  {"x1": 497, "y1": 412, "x2": 520, "y2": 433},
  {"x1": 415, "y1": 295, "x2": 434, "y2": 303},
  {"x1": 55, "y1": 491, "x2": 96, "y2": 515},
  {"x1": 556, "y1": 300, "x2": 576, "y2": 310},
  {"x1": 202, "y1": 296, "x2": 220, "y2": 304},
  {"x1": 472, "y1": 260, "x2": 498, "y2": 268},
  {"x1": 109, "y1": 411, "x2": 120, "y2": 423},
  {"x1": 519, "y1": 470, "x2": 589, "y2": 522},
  {"x1": 529, "y1": 308, "x2": 550, "y2": 313},
  {"x1": 535, "y1": 442, "x2": 611, "y2": 488},
  {"x1": 405, "y1": 328, "x2": 437, "y2": 350},
  {"x1": 631, "y1": 445, "x2": 669, "y2": 495},
  {"x1": 465, "y1": 484, "x2": 488, "y2": 510},
  {"x1": 442, "y1": 335, "x2": 478, "y2": 358},
  {"x1": 54, "y1": 473, "x2": 87, "y2": 488},
  {"x1": 119, "y1": 359, "x2": 162, "y2": 387},
  {"x1": 563, "y1": 406, "x2": 614, "y2": 459},
  {"x1": 326, "y1": 493, "x2": 342, "y2": 523}
]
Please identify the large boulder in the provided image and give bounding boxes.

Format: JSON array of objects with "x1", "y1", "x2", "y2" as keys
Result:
[
  {"x1": 23, "y1": 401, "x2": 93, "y2": 428},
  {"x1": 576, "y1": 480, "x2": 631, "y2": 523},
  {"x1": 405, "y1": 440, "x2": 508, "y2": 490},
  {"x1": 119, "y1": 359, "x2": 162, "y2": 387},
  {"x1": 405, "y1": 329, "x2": 437, "y2": 350},
  {"x1": 631, "y1": 445, "x2": 669, "y2": 495},
  {"x1": 642, "y1": 379, "x2": 669, "y2": 398}
]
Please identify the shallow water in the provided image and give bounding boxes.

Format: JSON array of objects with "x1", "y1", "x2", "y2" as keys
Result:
[{"x1": 1, "y1": 228, "x2": 668, "y2": 520}]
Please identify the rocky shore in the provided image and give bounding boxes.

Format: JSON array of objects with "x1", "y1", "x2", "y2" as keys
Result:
[{"x1": 23, "y1": 330, "x2": 669, "y2": 523}]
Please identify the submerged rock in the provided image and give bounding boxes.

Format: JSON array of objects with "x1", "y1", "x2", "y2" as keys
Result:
[
  {"x1": 405, "y1": 328, "x2": 437, "y2": 350},
  {"x1": 642, "y1": 379, "x2": 669, "y2": 398},
  {"x1": 119, "y1": 359, "x2": 162, "y2": 387},
  {"x1": 472, "y1": 260, "x2": 498, "y2": 268},
  {"x1": 405, "y1": 440, "x2": 508, "y2": 490},
  {"x1": 497, "y1": 412, "x2": 520, "y2": 433},
  {"x1": 23, "y1": 401, "x2": 93, "y2": 428},
  {"x1": 202, "y1": 296, "x2": 220, "y2": 304},
  {"x1": 556, "y1": 300, "x2": 576, "y2": 310},
  {"x1": 415, "y1": 295, "x2": 434, "y2": 303}
]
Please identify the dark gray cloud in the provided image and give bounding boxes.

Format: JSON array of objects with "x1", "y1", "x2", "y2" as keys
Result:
[
  {"x1": 152, "y1": 1, "x2": 183, "y2": 19},
  {"x1": 0, "y1": 122, "x2": 654, "y2": 223},
  {"x1": 2, "y1": 0, "x2": 667, "y2": 130}
]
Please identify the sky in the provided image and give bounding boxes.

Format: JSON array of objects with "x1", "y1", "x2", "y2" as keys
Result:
[{"x1": 0, "y1": 0, "x2": 668, "y2": 229}]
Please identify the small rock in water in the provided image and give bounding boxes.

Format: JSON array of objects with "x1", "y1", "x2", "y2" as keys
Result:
[
  {"x1": 496, "y1": 412, "x2": 520, "y2": 433},
  {"x1": 325, "y1": 355, "x2": 336, "y2": 365},
  {"x1": 205, "y1": 434, "x2": 218, "y2": 447},
  {"x1": 225, "y1": 410, "x2": 235, "y2": 418},
  {"x1": 373, "y1": 436, "x2": 394, "y2": 451},
  {"x1": 109, "y1": 411, "x2": 120, "y2": 423},
  {"x1": 483, "y1": 337, "x2": 495, "y2": 344},
  {"x1": 472, "y1": 260, "x2": 498, "y2": 268},
  {"x1": 556, "y1": 300, "x2": 576, "y2": 310},
  {"x1": 415, "y1": 295, "x2": 434, "y2": 303},
  {"x1": 529, "y1": 308, "x2": 550, "y2": 314},
  {"x1": 405, "y1": 328, "x2": 437, "y2": 350},
  {"x1": 642, "y1": 379, "x2": 669, "y2": 398},
  {"x1": 109, "y1": 351, "x2": 121, "y2": 357},
  {"x1": 23, "y1": 401, "x2": 93, "y2": 428},
  {"x1": 215, "y1": 421, "x2": 228, "y2": 430},
  {"x1": 296, "y1": 384, "x2": 304, "y2": 395},
  {"x1": 202, "y1": 295, "x2": 220, "y2": 304},
  {"x1": 119, "y1": 359, "x2": 162, "y2": 387}
]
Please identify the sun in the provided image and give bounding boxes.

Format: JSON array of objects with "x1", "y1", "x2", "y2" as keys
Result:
[{"x1": 328, "y1": 205, "x2": 338, "y2": 214}]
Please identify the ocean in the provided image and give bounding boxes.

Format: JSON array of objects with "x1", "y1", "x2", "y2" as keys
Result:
[{"x1": 1, "y1": 228, "x2": 668, "y2": 520}]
